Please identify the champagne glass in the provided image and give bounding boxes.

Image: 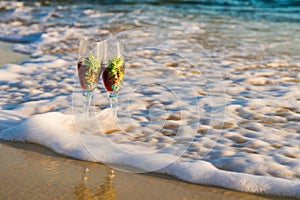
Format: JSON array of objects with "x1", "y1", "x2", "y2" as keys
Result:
[
  {"x1": 101, "y1": 40, "x2": 125, "y2": 119},
  {"x1": 77, "y1": 38, "x2": 102, "y2": 117}
]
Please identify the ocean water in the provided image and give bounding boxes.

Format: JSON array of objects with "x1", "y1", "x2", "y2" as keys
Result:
[{"x1": 0, "y1": 0, "x2": 300, "y2": 198}]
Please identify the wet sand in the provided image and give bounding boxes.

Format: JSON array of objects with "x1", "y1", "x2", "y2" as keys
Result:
[
  {"x1": 0, "y1": 42, "x2": 297, "y2": 200},
  {"x1": 0, "y1": 141, "x2": 293, "y2": 200},
  {"x1": 0, "y1": 42, "x2": 29, "y2": 66}
]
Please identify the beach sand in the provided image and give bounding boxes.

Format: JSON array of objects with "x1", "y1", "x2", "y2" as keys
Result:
[
  {"x1": 0, "y1": 140, "x2": 292, "y2": 200},
  {"x1": 0, "y1": 42, "x2": 29, "y2": 66}
]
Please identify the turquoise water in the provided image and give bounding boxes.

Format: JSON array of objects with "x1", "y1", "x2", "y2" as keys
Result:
[
  {"x1": 33, "y1": 0, "x2": 300, "y2": 22},
  {"x1": 1, "y1": 0, "x2": 299, "y2": 62},
  {"x1": 0, "y1": 0, "x2": 300, "y2": 61}
]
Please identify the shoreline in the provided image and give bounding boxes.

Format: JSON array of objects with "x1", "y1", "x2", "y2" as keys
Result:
[
  {"x1": 0, "y1": 42, "x2": 295, "y2": 200},
  {"x1": 1, "y1": 140, "x2": 294, "y2": 200},
  {"x1": 0, "y1": 39, "x2": 299, "y2": 200}
]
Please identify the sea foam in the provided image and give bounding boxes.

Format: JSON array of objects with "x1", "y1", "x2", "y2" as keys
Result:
[{"x1": 0, "y1": 111, "x2": 300, "y2": 198}]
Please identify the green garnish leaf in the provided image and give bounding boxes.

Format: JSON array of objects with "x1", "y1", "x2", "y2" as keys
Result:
[
  {"x1": 107, "y1": 56, "x2": 124, "y2": 77},
  {"x1": 85, "y1": 54, "x2": 100, "y2": 70},
  {"x1": 83, "y1": 53, "x2": 101, "y2": 91}
]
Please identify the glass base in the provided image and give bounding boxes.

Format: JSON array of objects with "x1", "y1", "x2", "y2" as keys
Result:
[{"x1": 109, "y1": 92, "x2": 118, "y2": 120}]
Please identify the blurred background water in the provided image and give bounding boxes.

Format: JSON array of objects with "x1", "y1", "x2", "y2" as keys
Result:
[{"x1": 1, "y1": 0, "x2": 299, "y2": 63}]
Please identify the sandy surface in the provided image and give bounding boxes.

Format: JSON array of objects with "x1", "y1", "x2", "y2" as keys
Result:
[
  {"x1": 0, "y1": 140, "x2": 294, "y2": 200},
  {"x1": 0, "y1": 42, "x2": 29, "y2": 66}
]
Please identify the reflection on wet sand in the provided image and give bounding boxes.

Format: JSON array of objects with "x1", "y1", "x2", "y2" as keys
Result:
[{"x1": 74, "y1": 168, "x2": 115, "y2": 200}]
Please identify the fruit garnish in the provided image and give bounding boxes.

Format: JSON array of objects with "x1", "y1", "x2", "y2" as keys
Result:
[
  {"x1": 103, "y1": 56, "x2": 125, "y2": 92},
  {"x1": 107, "y1": 57, "x2": 124, "y2": 78}
]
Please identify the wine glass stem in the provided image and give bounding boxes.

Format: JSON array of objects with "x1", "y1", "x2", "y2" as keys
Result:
[
  {"x1": 83, "y1": 91, "x2": 92, "y2": 118},
  {"x1": 109, "y1": 93, "x2": 118, "y2": 119}
]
